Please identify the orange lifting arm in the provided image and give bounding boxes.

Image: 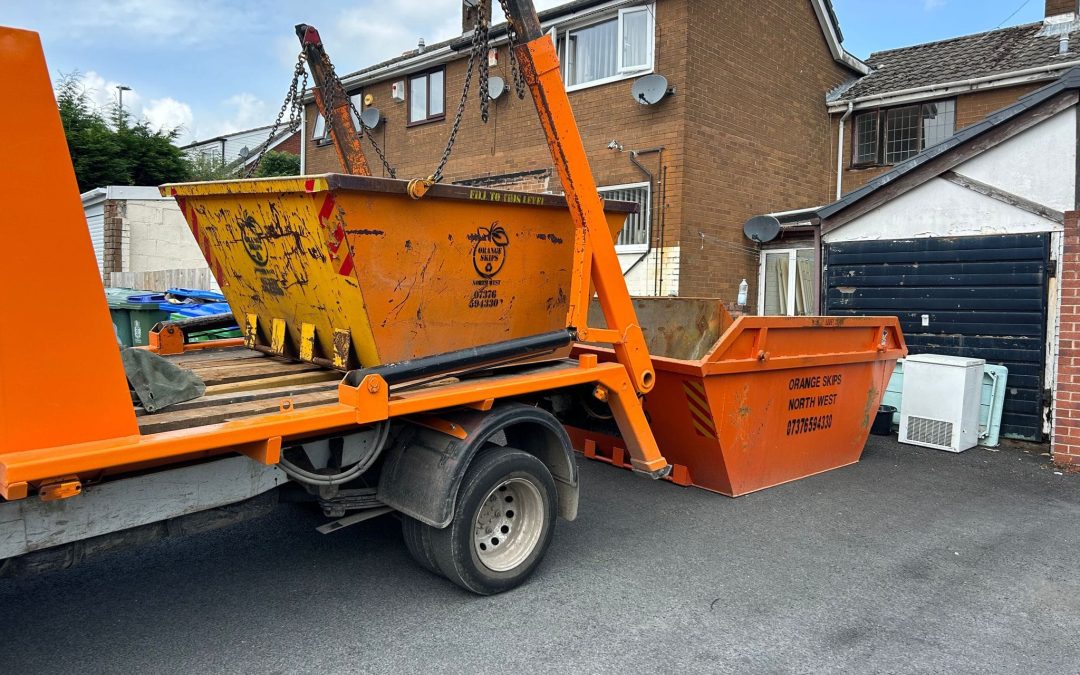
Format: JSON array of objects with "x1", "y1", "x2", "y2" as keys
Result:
[
  {"x1": 296, "y1": 24, "x2": 371, "y2": 176},
  {"x1": 502, "y1": 1, "x2": 657, "y2": 395}
]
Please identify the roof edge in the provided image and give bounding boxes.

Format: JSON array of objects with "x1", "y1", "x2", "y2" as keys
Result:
[
  {"x1": 829, "y1": 59, "x2": 1080, "y2": 110},
  {"x1": 817, "y1": 68, "x2": 1080, "y2": 225},
  {"x1": 810, "y1": 0, "x2": 870, "y2": 75}
]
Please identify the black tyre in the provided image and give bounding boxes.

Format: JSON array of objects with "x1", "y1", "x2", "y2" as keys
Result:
[
  {"x1": 430, "y1": 448, "x2": 558, "y2": 595},
  {"x1": 401, "y1": 514, "x2": 442, "y2": 577}
]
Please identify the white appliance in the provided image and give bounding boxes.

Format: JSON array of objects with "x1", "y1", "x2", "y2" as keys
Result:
[{"x1": 899, "y1": 354, "x2": 985, "y2": 452}]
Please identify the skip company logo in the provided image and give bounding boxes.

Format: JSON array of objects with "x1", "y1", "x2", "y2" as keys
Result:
[
  {"x1": 239, "y1": 214, "x2": 269, "y2": 267},
  {"x1": 471, "y1": 222, "x2": 509, "y2": 279}
]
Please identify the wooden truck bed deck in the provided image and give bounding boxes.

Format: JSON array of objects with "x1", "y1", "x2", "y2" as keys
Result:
[{"x1": 136, "y1": 347, "x2": 342, "y2": 435}]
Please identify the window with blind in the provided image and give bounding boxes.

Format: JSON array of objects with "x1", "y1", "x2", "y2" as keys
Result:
[
  {"x1": 598, "y1": 183, "x2": 650, "y2": 251},
  {"x1": 852, "y1": 99, "x2": 956, "y2": 166},
  {"x1": 557, "y1": 5, "x2": 654, "y2": 90}
]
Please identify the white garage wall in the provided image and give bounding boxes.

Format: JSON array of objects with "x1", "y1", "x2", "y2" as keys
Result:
[{"x1": 824, "y1": 105, "x2": 1076, "y2": 244}]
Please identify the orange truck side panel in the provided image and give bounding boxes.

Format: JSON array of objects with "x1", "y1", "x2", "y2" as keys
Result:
[{"x1": 0, "y1": 28, "x2": 138, "y2": 456}]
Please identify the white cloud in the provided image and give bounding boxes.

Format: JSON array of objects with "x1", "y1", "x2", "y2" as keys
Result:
[
  {"x1": 66, "y1": 71, "x2": 142, "y2": 116},
  {"x1": 36, "y1": 0, "x2": 256, "y2": 46},
  {"x1": 924, "y1": 0, "x2": 946, "y2": 10},
  {"x1": 142, "y1": 97, "x2": 194, "y2": 134}
]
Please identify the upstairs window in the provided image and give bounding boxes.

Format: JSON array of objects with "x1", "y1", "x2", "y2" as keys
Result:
[
  {"x1": 599, "y1": 182, "x2": 650, "y2": 252},
  {"x1": 408, "y1": 69, "x2": 445, "y2": 125},
  {"x1": 560, "y1": 5, "x2": 654, "y2": 89},
  {"x1": 852, "y1": 99, "x2": 956, "y2": 166}
]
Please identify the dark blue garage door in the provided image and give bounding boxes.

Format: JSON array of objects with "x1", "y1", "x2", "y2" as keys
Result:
[{"x1": 824, "y1": 233, "x2": 1051, "y2": 440}]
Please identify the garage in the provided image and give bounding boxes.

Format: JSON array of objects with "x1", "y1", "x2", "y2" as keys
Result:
[
  {"x1": 824, "y1": 233, "x2": 1051, "y2": 439},
  {"x1": 807, "y1": 72, "x2": 1080, "y2": 445}
]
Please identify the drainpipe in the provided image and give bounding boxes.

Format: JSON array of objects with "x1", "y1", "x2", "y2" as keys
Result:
[
  {"x1": 300, "y1": 102, "x2": 307, "y2": 174},
  {"x1": 836, "y1": 101, "x2": 854, "y2": 200},
  {"x1": 623, "y1": 147, "x2": 664, "y2": 287}
]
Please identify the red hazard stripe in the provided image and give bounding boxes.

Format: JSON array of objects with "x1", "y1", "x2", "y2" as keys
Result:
[
  {"x1": 683, "y1": 381, "x2": 717, "y2": 438},
  {"x1": 317, "y1": 193, "x2": 355, "y2": 276},
  {"x1": 318, "y1": 194, "x2": 335, "y2": 222},
  {"x1": 338, "y1": 255, "x2": 355, "y2": 277}
]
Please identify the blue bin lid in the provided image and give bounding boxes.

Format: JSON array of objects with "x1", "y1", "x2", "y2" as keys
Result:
[
  {"x1": 166, "y1": 301, "x2": 232, "y2": 317},
  {"x1": 125, "y1": 292, "x2": 167, "y2": 304},
  {"x1": 165, "y1": 288, "x2": 226, "y2": 303}
]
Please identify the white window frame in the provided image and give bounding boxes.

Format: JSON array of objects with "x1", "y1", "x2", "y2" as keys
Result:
[
  {"x1": 555, "y1": 3, "x2": 655, "y2": 93},
  {"x1": 617, "y1": 6, "x2": 654, "y2": 74},
  {"x1": 599, "y1": 181, "x2": 651, "y2": 254},
  {"x1": 313, "y1": 93, "x2": 365, "y2": 143},
  {"x1": 758, "y1": 247, "x2": 813, "y2": 317}
]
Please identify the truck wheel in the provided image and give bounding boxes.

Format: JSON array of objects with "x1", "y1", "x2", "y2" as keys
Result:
[
  {"x1": 401, "y1": 515, "x2": 442, "y2": 577},
  {"x1": 430, "y1": 448, "x2": 557, "y2": 595}
]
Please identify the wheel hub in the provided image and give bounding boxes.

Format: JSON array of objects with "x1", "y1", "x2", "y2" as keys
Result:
[{"x1": 473, "y1": 476, "x2": 544, "y2": 572}]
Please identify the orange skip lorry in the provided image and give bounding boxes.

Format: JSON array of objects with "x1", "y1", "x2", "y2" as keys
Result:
[{"x1": 0, "y1": 2, "x2": 904, "y2": 594}]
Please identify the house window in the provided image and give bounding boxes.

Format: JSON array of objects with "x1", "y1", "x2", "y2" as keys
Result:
[
  {"x1": 760, "y1": 248, "x2": 814, "y2": 316},
  {"x1": 852, "y1": 99, "x2": 955, "y2": 166},
  {"x1": 312, "y1": 93, "x2": 364, "y2": 143},
  {"x1": 408, "y1": 69, "x2": 445, "y2": 125},
  {"x1": 599, "y1": 183, "x2": 650, "y2": 251},
  {"x1": 559, "y1": 5, "x2": 654, "y2": 89}
]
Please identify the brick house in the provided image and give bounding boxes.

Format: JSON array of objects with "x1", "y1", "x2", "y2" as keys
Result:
[
  {"x1": 182, "y1": 126, "x2": 300, "y2": 173},
  {"x1": 755, "y1": 0, "x2": 1080, "y2": 322},
  {"x1": 301, "y1": 0, "x2": 868, "y2": 303},
  {"x1": 833, "y1": 0, "x2": 1080, "y2": 197}
]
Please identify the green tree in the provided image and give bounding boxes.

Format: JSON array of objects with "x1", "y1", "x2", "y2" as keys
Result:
[
  {"x1": 254, "y1": 150, "x2": 301, "y2": 177},
  {"x1": 182, "y1": 152, "x2": 233, "y2": 181},
  {"x1": 56, "y1": 73, "x2": 190, "y2": 192}
]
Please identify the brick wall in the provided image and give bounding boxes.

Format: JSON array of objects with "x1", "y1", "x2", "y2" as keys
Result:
[
  {"x1": 275, "y1": 130, "x2": 301, "y2": 156},
  {"x1": 680, "y1": 0, "x2": 850, "y2": 305},
  {"x1": 101, "y1": 198, "x2": 209, "y2": 284},
  {"x1": 1046, "y1": 0, "x2": 1078, "y2": 17},
  {"x1": 1054, "y1": 211, "x2": 1080, "y2": 468},
  {"x1": 839, "y1": 83, "x2": 1045, "y2": 194},
  {"x1": 102, "y1": 200, "x2": 124, "y2": 280}
]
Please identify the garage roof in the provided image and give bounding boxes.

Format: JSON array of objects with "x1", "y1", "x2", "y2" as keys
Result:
[{"x1": 817, "y1": 67, "x2": 1080, "y2": 226}]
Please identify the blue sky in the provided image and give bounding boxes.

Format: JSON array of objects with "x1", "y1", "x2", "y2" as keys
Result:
[{"x1": 5, "y1": 0, "x2": 1048, "y2": 144}]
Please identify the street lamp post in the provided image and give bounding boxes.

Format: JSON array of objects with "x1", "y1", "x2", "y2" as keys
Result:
[{"x1": 116, "y1": 84, "x2": 131, "y2": 128}]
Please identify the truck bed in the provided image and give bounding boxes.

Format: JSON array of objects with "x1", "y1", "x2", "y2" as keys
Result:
[{"x1": 136, "y1": 347, "x2": 343, "y2": 435}]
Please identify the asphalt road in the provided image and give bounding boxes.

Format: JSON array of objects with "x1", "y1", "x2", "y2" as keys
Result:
[{"x1": 2, "y1": 437, "x2": 1078, "y2": 674}]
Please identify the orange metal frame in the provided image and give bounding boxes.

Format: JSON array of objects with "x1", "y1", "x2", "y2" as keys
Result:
[{"x1": 0, "y1": 17, "x2": 670, "y2": 501}]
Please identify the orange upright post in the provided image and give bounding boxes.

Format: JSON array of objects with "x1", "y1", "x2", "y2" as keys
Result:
[
  {"x1": 296, "y1": 24, "x2": 371, "y2": 176},
  {"x1": 0, "y1": 27, "x2": 138, "y2": 498}
]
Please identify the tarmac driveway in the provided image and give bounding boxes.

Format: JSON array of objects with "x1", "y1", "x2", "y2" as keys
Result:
[{"x1": 1, "y1": 436, "x2": 1077, "y2": 674}]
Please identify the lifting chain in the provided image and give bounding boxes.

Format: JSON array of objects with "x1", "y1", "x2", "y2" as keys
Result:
[
  {"x1": 317, "y1": 47, "x2": 398, "y2": 178},
  {"x1": 246, "y1": 53, "x2": 309, "y2": 178},
  {"x1": 427, "y1": 0, "x2": 528, "y2": 186},
  {"x1": 497, "y1": 0, "x2": 529, "y2": 100},
  {"x1": 254, "y1": 2, "x2": 532, "y2": 185}
]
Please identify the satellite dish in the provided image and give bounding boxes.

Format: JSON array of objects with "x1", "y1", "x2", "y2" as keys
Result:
[
  {"x1": 238, "y1": 146, "x2": 250, "y2": 158},
  {"x1": 359, "y1": 107, "x2": 383, "y2": 129},
  {"x1": 631, "y1": 73, "x2": 671, "y2": 105},
  {"x1": 743, "y1": 215, "x2": 781, "y2": 243},
  {"x1": 488, "y1": 76, "x2": 506, "y2": 100}
]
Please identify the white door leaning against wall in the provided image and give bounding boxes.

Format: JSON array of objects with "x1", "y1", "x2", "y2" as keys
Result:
[{"x1": 759, "y1": 248, "x2": 814, "y2": 316}]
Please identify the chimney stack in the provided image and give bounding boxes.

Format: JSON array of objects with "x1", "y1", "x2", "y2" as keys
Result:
[
  {"x1": 462, "y1": 0, "x2": 492, "y2": 34},
  {"x1": 1046, "y1": 0, "x2": 1078, "y2": 19}
]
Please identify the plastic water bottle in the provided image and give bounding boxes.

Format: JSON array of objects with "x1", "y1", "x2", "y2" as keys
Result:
[{"x1": 737, "y1": 279, "x2": 748, "y2": 306}]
